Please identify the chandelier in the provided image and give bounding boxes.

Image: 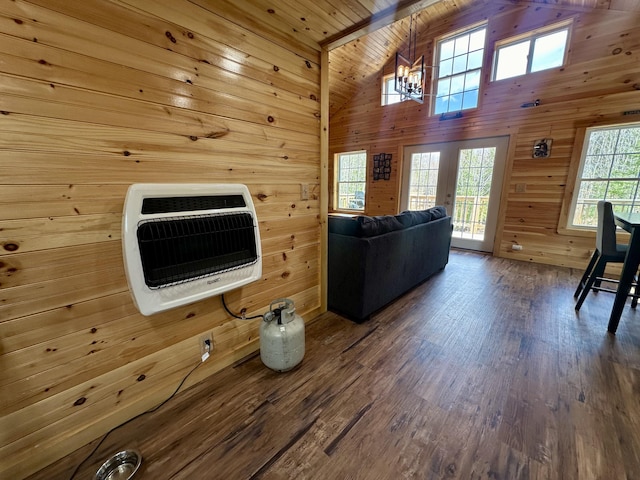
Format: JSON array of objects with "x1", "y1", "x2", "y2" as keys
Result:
[{"x1": 394, "y1": 14, "x2": 425, "y2": 104}]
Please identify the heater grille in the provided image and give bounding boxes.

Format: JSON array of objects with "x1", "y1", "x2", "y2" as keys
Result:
[
  {"x1": 141, "y1": 195, "x2": 246, "y2": 214},
  {"x1": 137, "y1": 212, "x2": 258, "y2": 288}
]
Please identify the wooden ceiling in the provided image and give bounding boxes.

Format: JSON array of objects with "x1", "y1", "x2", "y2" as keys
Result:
[{"x1": 201, "y1": 0, "x2": 640, "y2": 115}]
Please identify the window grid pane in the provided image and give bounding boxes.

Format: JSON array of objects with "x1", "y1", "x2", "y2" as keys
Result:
[
  {"x1": 336, "y1": 151, "x2": 367, "y2": 211},
  {"x1": 572, "y1": 125, "x2": 640, "y2": 227},
  {"x1": 435, "y1": 25, "x2": 486, "y2": 114}
]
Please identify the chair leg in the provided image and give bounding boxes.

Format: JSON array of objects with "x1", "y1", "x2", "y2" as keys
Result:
[
  {"x1": 576, "y1": 258, "x2": 607, "y2": 311},
  {"x1": 591, "y1": 259, "x2": 607, "y2": 292},
  {"x1": 594, "y1": 276, "x2": 603, "y2": 289},
  {"x1": 575, "y1": 250, "x2": 599, "y2": 298}
]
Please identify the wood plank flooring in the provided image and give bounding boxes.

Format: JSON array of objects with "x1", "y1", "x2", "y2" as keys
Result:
[{"x1": 26, "y1": 250, "x2": 640, "y2": 479}]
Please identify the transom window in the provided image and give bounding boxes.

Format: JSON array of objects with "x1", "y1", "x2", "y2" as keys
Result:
[
  {"x1": 381, "y1": 74, "x2": 402, "y2": 106},
  {"x1": 492, "y1": 22, "x2": 570, "y2": 81},
  {"x1": 434, "y1": 24, "x2": 486, "y2": 115},
  {"x1": 335, "y1": 151, "x2": 367, "y2": 211},
  {"x1": 569, "y1": 123, "x2": 640, "y2": 228}
]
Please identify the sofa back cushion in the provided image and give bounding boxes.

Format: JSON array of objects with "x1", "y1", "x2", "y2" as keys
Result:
[
  {"x1": 329, "y1": 206, "x2": 447, "y2": 238},
  {"x1": 328, "y1": 215, "x2": 360, "y2": 236},
  {"x1": 397, "y1": 206, "x2": 447, "y2": 227},
  {"x1": 328, "y1": 214, "x2": 404, "y2": 237},
  {"x1": 355, "y1": 215, "x2": 404, "y2": 237}
]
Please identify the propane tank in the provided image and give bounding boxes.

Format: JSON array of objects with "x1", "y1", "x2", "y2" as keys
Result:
[{"x1": 260, "y1": 298, "x2": 305, "y2": 372}]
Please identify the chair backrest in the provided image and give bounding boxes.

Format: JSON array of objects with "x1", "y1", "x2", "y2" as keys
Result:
[{"x1": 596, "y1": 200, "x2": 618, "y2": 255}]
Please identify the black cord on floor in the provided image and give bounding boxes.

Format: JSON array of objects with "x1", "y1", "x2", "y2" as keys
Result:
[
  {"x1": 221, "y1": 293, "x2": 264, "y2": 320},
  {"x1": 68, "y1": 360, "x2": 203, "y2": 480}
]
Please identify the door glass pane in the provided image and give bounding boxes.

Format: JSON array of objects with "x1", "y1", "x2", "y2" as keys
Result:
[
  {"x1": 408, "y1": 152, "x2": 440, "y2": 210},
  {"x1": 453, "y1": 147, "x2": 496, "y2": 240}
]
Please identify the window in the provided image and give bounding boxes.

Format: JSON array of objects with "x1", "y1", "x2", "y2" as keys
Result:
[
  {"x1": 335, "y1": 151, "x2": 367, "y2": 211},
  {"x1": 569, "y1": 123, "x2": 640, "y2": 229},
  {"x1": 381, "y1": 74, "x2": 402, "y2": 106},
  {"x1": 434, "y1": 24, "x2": 486, "y2": 115},
  {"x1": 492, "y1": 22, "x2": 570, "y2": 81}
]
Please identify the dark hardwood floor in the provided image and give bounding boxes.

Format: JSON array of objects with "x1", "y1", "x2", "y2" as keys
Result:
[{"x1": 28, "y1": 250, "x2": 640, "y2": 479}]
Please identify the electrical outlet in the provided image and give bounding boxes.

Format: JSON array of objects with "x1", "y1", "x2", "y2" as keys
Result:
[{"x1": 199, "y1": 333, "x2": 212, "y2": 362}]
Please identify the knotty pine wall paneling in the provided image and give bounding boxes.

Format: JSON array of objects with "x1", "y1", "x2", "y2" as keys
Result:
[
  {"x1": 329, "y1": 3, "x2": 640, "y2": 269},
  {"x1": 0, "y1": 1, "x2": 322, "y2": 478}
]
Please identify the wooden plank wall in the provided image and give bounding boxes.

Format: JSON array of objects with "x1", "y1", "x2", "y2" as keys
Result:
[
  {"x1": 329, "y1": 2, "x2": 640, "y2": 270},
  {"x1": 0, "y1": 1, "x2": 321, "y2": 478}
]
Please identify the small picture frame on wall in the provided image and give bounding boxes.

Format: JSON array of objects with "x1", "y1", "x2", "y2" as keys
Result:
[
  {"x1": 383, "y1": 154, "x2": 391, "y2": 180},
  {"x1": 373, "y1": 154, "x2": 381, "y2": 180},
  {"x1": 373, "y1": 153, "x2": 392, "y2": 181}
]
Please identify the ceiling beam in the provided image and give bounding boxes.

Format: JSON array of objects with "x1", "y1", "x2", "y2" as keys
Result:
[{"x1": 320, "y1": 0, "x2": 444, "y2": 51}]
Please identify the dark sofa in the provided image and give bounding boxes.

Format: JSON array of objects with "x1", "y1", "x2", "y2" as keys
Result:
[{"x1": 328, "y1": 206, "x2": 452, "y2": 322}]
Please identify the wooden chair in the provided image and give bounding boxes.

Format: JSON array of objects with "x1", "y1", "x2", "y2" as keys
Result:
[{"x1": 575, "y1": 201, "x2": 639, "y2": 311}]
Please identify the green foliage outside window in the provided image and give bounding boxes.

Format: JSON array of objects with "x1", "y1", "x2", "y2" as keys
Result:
[
  {"x1": 573, "y1": 125, "x2": 640, "y2": 227},
  {"x1": 337, "y1": 151, "x2": 367, "y2": 211}
]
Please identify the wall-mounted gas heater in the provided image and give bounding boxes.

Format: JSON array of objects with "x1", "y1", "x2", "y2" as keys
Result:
[{"x1": 122, "y1": 184, "x2": 262, "y2": 316}]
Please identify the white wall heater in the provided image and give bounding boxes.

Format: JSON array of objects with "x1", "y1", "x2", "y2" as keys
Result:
[{"x1": 122, "y1": 183, "x2": 262, "y2": 316}]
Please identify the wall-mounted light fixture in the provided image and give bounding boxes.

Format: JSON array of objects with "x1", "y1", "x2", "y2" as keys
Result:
[
  {"x1": 521, "y1": 99, "x2": 541, "y2": 108},
  {"x1": 533, "y1": 138, "x2": 552, "y2": 158}
]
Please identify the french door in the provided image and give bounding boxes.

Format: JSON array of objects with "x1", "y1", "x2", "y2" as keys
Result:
[{"x1": 401, "y1": 136, "x2": 508, "y2": 252}]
